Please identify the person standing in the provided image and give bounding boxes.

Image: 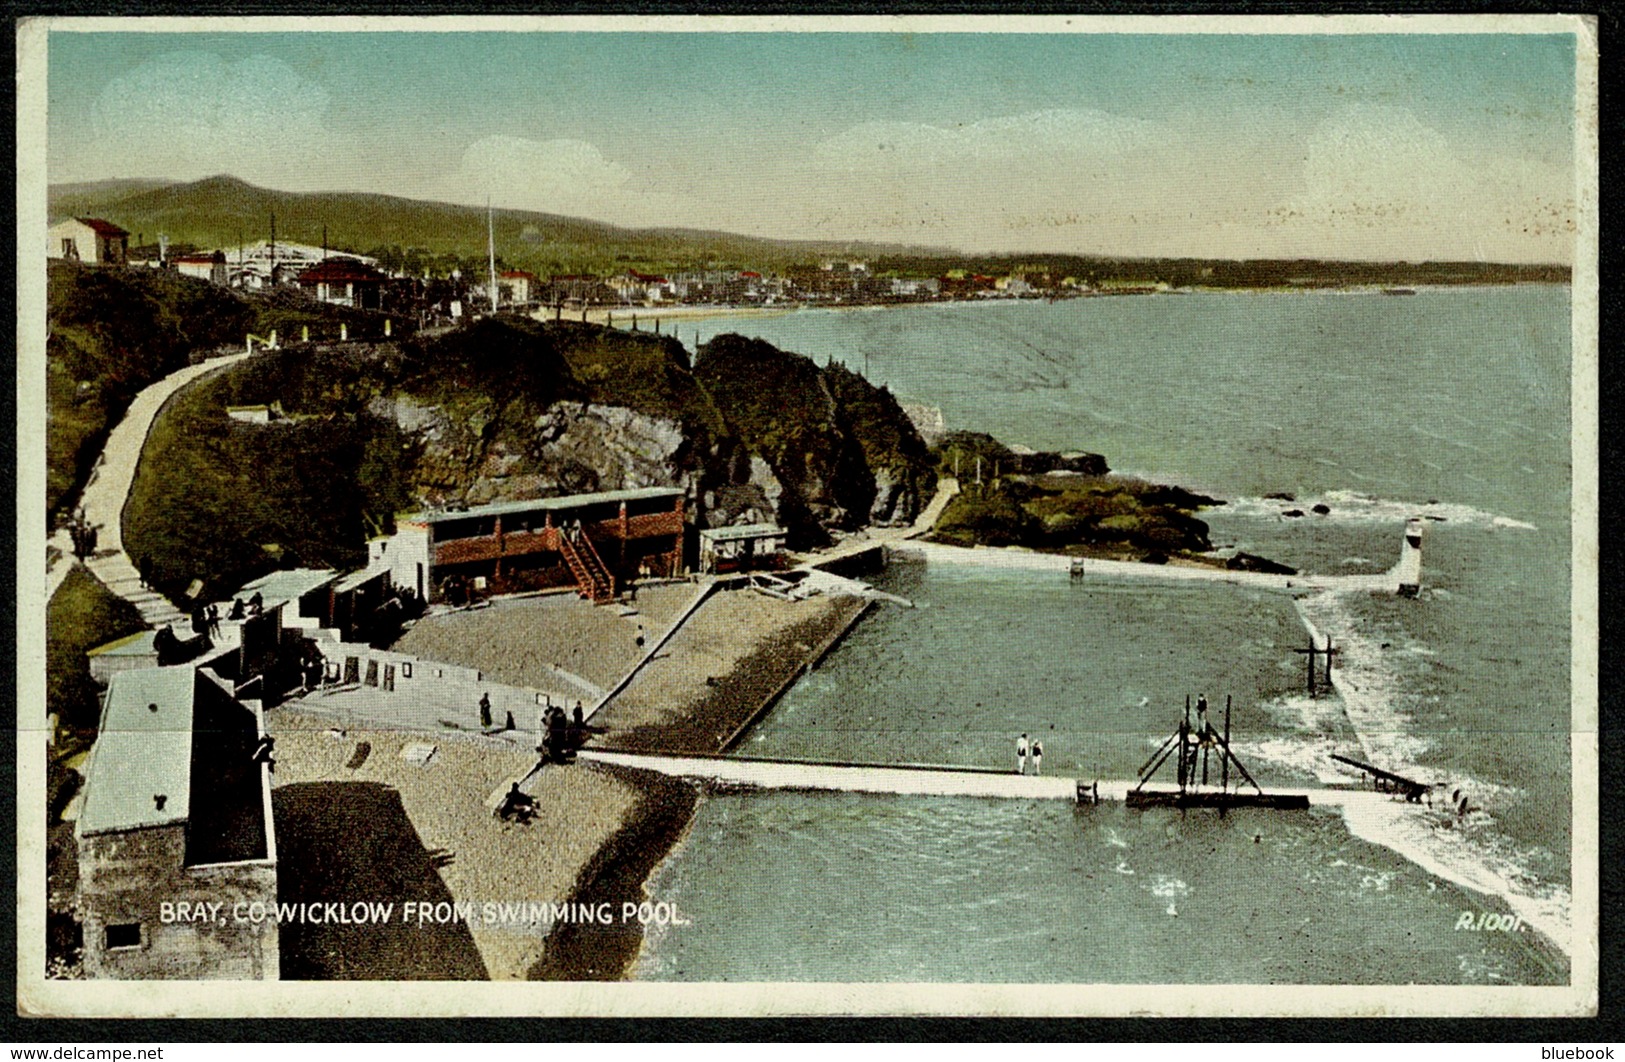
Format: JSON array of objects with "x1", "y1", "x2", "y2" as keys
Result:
[
  {"x1": 1031, "y1": 740, "x2": 1044, "y2": 776},
  {"x1": 479, "y1": 692, "x2": 493, "y2": 729},
  {"x1": 1016, "y1": 733, "x2": 1029, "y2": 775}
]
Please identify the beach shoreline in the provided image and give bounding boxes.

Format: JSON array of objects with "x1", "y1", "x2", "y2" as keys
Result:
[{"x1": 528, "y1": 764, "x2": 700, "y2": 981}]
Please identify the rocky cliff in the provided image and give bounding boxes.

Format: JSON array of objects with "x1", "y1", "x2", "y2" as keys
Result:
[{"x1": 694, "y1": 335, "x2": 936, "y2": 548}]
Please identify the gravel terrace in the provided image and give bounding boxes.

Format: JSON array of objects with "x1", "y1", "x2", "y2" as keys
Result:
[
  {"x1": 391, "y1": 583, "x2": 702, "y2": 694},
  {"x1": 266, "y1": 710, "x2": 644, "y2": 980}
]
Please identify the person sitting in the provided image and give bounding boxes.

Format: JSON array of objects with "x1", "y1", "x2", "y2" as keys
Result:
[{"x1": 497, "y1": 782, "x2": 535, "y2": 823}]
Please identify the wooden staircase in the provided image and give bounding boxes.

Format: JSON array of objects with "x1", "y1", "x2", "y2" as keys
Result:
[{"x1": 559, "y1": 531, "x2": 616, "y2": 603}]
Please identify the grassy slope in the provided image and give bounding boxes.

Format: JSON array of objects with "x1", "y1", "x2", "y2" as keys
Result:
[
  {"x1": 46, "y1": 260, "x2": 256, "y2": 523},
  {"x1": 45, "y1": 261, "x2": 411, "y2": 529},
  {"x1": 122, "y1": 370, "x2": 416, "y2": 602},
  {"x1": 47, "y1": 566, "x2": 147, "y2": 752}
]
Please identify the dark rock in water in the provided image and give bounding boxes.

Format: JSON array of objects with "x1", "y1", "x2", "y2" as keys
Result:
[
  {"x1": 1264, "y1": 491, "x2": 1296, "y2": 501},
  {"x1": 1311, "y1": 503, "x2": 1331, "y2": 515},
  {"x1": 1226, "y1": 552, "x2": 1298, "y2": 575},
  {"x1": 1282, "y1": 508, "x2": 1304, "y2": 518},
  {"x1": 1141, "y1": 550, "x2": 1169, "y2": 565},
  {"x1": 1010, "y1": 449, "x2": 1109, "y2": 476},
  {"x1": 1136, "y1": 483, "x2": 1224, "y2": 508},
  {"x1": 1425, "y1": 514, "x2": 1447, "y2": 521}
]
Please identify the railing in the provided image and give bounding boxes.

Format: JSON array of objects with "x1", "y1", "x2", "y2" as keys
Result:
[{"x1": 559, "y1": 532, "x2": 615, "y2": 602}]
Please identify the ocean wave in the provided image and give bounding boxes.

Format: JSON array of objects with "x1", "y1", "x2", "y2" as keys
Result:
[
  {"x1": 1220, "y1": 489, "x2": 1538, "y2": 531},
  {"x1": 1338, "y1": 797, "x2": 1572, "y2": 960},
  {"x1": 1296, "y1": 589, "x2": 1571, "y2": 959}
]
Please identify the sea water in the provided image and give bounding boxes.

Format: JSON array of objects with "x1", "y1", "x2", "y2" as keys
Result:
[{"x1": 636, "y1": 287, "x2": 1574, "y2": 984}]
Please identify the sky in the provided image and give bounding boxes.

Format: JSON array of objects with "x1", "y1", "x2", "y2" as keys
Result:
[{"x1": 44, "y1": 24, "x2": 1581, "y2": 262}]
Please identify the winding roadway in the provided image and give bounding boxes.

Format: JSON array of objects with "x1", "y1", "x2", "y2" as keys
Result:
[{"x1": 47, "y1": 351, "x2": 251, "y2": 627}]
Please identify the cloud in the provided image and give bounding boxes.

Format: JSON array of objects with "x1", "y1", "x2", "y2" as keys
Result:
[
  {"x1": 437, "y1": 136, "x2": 634, "y2": 217},
  {"x1": 83, "y1": 52, "x2": 331, "y2": 185},
  {"x1": 813, "y1": 107, "x2": 1166, "y2": 173},
  {"x1": 1279, "y1": 103, "x2": 1574, "y2": 261}
]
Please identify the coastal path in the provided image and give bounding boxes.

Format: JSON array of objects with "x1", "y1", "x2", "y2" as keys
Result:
[
  {"x1": 798, "y1": 476, "x2": 961, "y2": 570},
  {"x1": 576, "y1": 748, "x2": 1389, "y2": 809},
  {"x1": 47, "y1": 351, "x2": 251, "y2": 626}
]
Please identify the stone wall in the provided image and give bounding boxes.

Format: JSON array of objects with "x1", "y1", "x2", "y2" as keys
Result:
[{"x1": 78, "y1": 824, "x2": 278, "y2": 980}]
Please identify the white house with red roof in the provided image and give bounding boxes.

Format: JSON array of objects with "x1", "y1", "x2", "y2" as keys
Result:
[
  {"x1": 295, "y1": 257, "x2": 388, "y2": 309},
  {"x1": 498, "y1": 269, "x2": 536, "y2": 305},
  {"x1": 48, "y1": 217, "x2": 129, "y2": 266}
]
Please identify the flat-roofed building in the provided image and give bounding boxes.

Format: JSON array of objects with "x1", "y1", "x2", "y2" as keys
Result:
[
  {"x1": 698, "y1": 523, "x2": 788, "y2": 574},
  {"x1": 373, "y1": 486, "x2": 687, "y2": 604},
  {"x1": 76, "y1": 666, "x2": 278, "y2": 980},
  {"x1": 173, "y1": 251, "x2": 228, "y2": 285},
  {"x1": 85, "y1": 631, "x2": 161, "y2": 687}
]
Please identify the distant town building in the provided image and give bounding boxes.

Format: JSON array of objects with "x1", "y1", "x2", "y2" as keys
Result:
[
  {"x1": 544, "y1": 274, "x2": 616, "y2": 307},
  {"x1": 889, "y1": 277, "x2": 941, "y2": 298},
  {"x1": 172, "y1": 251, "x2": 228, "y2": 286},
  {"x1": 609, "y1": 269, "x2": 674, "y2": 305},
  {"x1": 76, "y1": 665, "x2": 278, "y2": 980},
  {"x1": 48, "y1": 218, "x2": 129, "y2": 266},
  {"x1": 224, "y1": 241, "x2": 378, "y2": 291},
  {"x1": 498, "y1": 270, "x2": 536, "y2": 306},
  {"x1": 295, "y1": 257, "x2": 387, "y2": 309}
]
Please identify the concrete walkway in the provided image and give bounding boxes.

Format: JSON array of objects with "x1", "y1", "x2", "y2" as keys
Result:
[
  {"x1": 48, "y1": 352, "x2": 250, "y2": 624},
  {"x1": 797, "y1": 477, "x2": 962, "y2": 569},
  {"x1": 890, "y1": 539, "x2": 1404, "y2": 594},
  {"x1": 577, "y1": 748, "x2": 1390, "y2": 808}
]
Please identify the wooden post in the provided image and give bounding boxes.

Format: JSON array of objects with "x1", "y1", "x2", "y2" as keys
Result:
[
  {"x1": 1183, "y1": 695, "x2": 1196, "y2": 795},
  {"x1": 1295, "y1": 640, "x2": 1318, "y2": 697},
  {"x1": 1221, "y1": 695, "x2": 1231, "y2": 794}
]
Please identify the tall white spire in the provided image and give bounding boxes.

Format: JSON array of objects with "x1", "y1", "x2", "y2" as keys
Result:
[{"x1": 487, "y1": 199, "x2": 499, "y2": 314}]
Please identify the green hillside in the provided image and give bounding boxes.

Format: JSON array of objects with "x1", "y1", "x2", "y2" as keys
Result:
[{"x1": 47, "y1": 175, "x2": 926, "y2": 277}]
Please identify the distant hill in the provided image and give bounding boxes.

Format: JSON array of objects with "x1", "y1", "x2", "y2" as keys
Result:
[
  {"x1": 47, "y1": 178, "x2": 177, "y2": 218},
  {"x1": 45, "y1": 174, "x2": 931, "y2": 276},
  {"x1": 47, "y1": 174, "x2": 1570, "y2": 284}
]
